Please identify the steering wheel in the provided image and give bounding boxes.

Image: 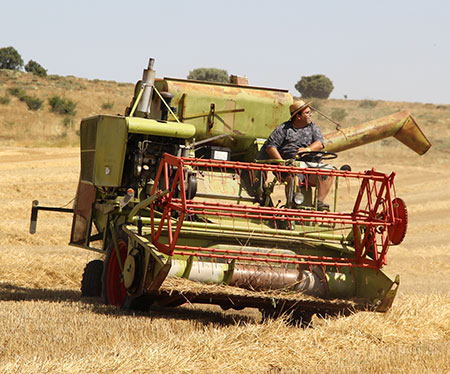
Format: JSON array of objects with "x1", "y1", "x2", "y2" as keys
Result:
[{"x1": 296, "y1": 150, "x2": 337, "y2": 163}]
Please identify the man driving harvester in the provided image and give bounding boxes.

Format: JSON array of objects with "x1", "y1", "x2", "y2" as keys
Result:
[{"x1": 261, "y1": 100, "x2": 334, "y2": 211}]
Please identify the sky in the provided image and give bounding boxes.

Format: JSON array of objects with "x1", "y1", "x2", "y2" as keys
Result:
[{"x1": 1, "y1": 0, "x2": 449, "y2": 104}]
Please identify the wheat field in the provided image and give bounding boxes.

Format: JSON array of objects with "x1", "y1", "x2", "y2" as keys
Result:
[{"x1": 1, "y1": 71, "x2": 450, "y2": 373}]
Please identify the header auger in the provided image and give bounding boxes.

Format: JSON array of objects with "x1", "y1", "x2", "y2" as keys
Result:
[{"x1": 30, "y1": 58, "x2": 429, "y2": 325}]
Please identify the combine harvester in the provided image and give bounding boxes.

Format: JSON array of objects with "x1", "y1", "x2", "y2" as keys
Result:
[{"x1": 31, "y1": 59, "x2": 431, "y2": 324}]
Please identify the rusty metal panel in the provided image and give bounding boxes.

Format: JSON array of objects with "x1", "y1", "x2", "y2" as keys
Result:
[
  {"x1": 153, "y1": 78, "x2": 293, "y2": 160},
  {"x1": 393, "y1": 115, "x2": 431, "y2": 155}
]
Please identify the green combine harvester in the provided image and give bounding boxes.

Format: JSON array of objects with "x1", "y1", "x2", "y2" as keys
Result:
[{"x1": 31, "y1": 58, "x2": 431, "y2": 324}]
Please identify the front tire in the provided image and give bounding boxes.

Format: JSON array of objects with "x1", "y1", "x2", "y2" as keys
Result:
[{"x1": 102, "y1": 237, "x2": 128, "y2": 306}]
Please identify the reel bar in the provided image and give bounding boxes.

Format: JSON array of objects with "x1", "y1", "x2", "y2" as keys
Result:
[
  {"x1": 178, "y1": 155, "x2": 390, "y2": 181},
  {"x1": 172, "y1": 245, "x2": 379, "y2": 269},
  {"x1": 169, "y1": 199, "x2": 394, "y2": 227}
]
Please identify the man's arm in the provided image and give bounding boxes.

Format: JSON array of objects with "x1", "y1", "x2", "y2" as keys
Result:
[
  {"x1": 296, "y1": 140, "x2": 324, "y2": 154},
  {"x1": 265, "y1": 146, "x2": 283, "y2": 160}
]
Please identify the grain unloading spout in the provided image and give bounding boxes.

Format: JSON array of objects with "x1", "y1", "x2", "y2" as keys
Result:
[{"x1": 323, "y1": 110, "x2": 431, "y2": 155}]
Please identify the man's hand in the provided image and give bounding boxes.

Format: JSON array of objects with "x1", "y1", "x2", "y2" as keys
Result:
[
  {"x1": 296, "y1": 147, "x2": 310, "y2": 155},
  {"x1": 297, "y1": 140, "x2": 324, "y2": 155}
]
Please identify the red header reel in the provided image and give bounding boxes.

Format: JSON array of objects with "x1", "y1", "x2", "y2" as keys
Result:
[{"x1": 149, "y1": 153, "x2": 406, "y2": 271}]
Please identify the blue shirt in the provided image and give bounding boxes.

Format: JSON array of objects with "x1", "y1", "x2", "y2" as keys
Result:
[{"x1": 263, "y1": 120, "x2": 324, "y2": 159}]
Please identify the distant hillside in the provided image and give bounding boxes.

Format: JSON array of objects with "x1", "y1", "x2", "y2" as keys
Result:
[
  {"x1": 0, "y1": 69, "x2": 133, "y2": 147},
  {"x1": 0, "y1": 69, "x2": 448, "y2": 153}
]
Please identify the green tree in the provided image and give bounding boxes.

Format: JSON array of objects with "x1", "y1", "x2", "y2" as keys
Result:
[
  {"x1": 25, "y1": 60, "x2": 47, "y2": 77},
  {"x1": 0, "y1": 46, "x2": 23, "y2": 70},
  {"x1": 295, "y1": 74, "x2": 334, "y2": 99},
  {"x1": 187, "y1": 68, "x2": 229, "y2": 83}
]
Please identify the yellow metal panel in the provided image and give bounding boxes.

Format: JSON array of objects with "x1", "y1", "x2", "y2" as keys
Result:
[{"x1": 126, "y1": 117, "x2": 196, "y2": 138}]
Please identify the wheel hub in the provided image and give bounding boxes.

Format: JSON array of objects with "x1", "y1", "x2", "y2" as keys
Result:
[{"x1": 123, "y1": 249, "x2": 140, "y2": 289}]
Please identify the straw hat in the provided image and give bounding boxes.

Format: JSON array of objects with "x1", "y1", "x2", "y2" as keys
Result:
[{"x1": 289, "y1": 100, "x2": 312, "y2": 119}]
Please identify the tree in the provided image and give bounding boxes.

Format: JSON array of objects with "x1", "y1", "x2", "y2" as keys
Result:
[
  {"x1": 0, "y1": 46, "x2": 23, "y2": 70},
  {"x1": 25, "y1": 60, "x2": 47, "y2": 77},
  {"x1": 187, "y1": 68, "x2": 229, "y2": 83},
  {"x1": 295, "y1": 74, "x2": 334, "y2": 99}
]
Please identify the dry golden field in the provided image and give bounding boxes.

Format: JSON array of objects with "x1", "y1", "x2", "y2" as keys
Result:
[{"x1": 1, "y1": 71, "x2": 450, "y2": 373}]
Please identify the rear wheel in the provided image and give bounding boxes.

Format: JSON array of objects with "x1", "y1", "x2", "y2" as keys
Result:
[
  {"x1": 102, "y1": 237, "x2": 128, "y2": 306},
  {"x1": 81, "y1": 260, "x2": 103, "y2": 297}
]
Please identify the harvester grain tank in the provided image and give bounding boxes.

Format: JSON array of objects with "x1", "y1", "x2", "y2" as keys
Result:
[{"x1": 31, "y1": 58, "x2": 431, "y2": 324}]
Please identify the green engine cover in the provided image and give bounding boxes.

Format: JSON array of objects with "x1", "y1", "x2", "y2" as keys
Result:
[{"x1": 80, "y1": 115, "x2": 128, "y2": 187}]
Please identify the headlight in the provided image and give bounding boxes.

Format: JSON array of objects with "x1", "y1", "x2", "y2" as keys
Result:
[{"x1": 293, "y1": 192, "x2": 304, "y2": 206}]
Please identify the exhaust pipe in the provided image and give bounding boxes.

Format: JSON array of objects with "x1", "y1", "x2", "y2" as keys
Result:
[{"x1": 136, "y1": 58, "x2": 156, "y2": 116}]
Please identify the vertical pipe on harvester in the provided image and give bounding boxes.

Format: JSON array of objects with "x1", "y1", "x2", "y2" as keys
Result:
[{"x1": 136, "y1": 58, "x2": 156, "y2": 116}]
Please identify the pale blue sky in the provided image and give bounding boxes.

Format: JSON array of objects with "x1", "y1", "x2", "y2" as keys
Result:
[{"x1": 1, "y1": 0, "x2": 449, "y2": 104}]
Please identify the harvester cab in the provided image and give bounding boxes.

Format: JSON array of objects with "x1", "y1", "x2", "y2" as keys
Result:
[{"x1": 30, "y1": 58, "x2": 431, "y2": 324}]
